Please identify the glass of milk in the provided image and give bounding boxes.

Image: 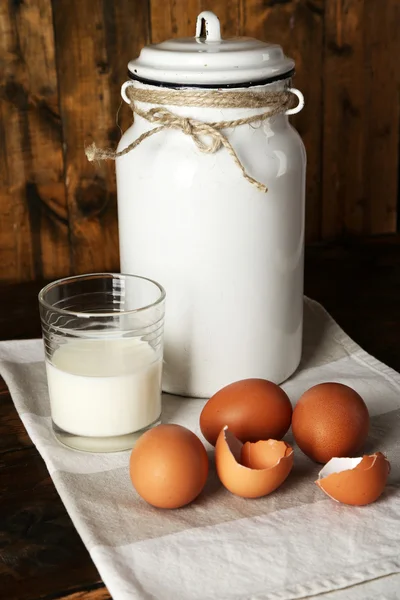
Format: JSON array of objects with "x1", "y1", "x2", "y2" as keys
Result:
[{"x1": 39, "y1": 273, "x2": 166, "y2": 452}]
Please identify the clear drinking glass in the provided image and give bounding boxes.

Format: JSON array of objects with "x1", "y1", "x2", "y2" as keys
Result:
[{"x1": 39, "y1": 273, "x2": 166, "y2": 452}]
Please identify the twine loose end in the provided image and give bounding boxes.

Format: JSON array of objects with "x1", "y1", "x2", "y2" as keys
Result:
[
  {"x1": 85, "y1": 142, "x2": 98, "y2": 162},
  {"x1": 85, "y1": 142, "x2": 117, "y2": 162},
  {"x1": 246, "y1": 176, "x2": 268, "y2": 194}
]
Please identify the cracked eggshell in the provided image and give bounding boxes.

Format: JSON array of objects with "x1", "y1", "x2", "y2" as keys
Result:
[
  {"x1": 215, "y1": 426, "x2": 294, "y2": 498},
  {"x1": 316, "y1": 453, "x2": 390, "y2": 506}
]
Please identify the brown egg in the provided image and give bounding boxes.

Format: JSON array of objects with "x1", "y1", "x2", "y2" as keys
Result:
[
  {"x1": 200, "y1": 379, "x2": 293, "y2": 446},
  {"x1": 215, "y1": 426, "x2": 294, "y2": 498},
  {"x1": 130, "y1": 424, "x2": 209, "y2": 509},
  {"x1": 292, "y1": 383, "x2": 369, "y2": 463},
  {"x1": 316, "y1": 453, "x2": 390, "y2": 506}
]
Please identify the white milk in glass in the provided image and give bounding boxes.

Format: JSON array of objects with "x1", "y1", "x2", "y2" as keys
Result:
[{"x1": 46, "y1": 337, "x2": 162, "y2": 446}]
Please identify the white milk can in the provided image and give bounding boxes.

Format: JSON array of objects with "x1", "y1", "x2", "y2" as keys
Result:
[{"x1": 115, "y1": 11, "x2": 306, "y2": 398}]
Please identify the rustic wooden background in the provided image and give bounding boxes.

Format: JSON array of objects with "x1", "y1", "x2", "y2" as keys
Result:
[{"x1": 1, "y1": 0, "x2": 399, "y2": 283}]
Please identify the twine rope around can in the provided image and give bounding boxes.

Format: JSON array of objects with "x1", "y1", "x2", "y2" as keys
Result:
[{"x1": 85, "y1": 86, "x2": 295, "y2": 193}]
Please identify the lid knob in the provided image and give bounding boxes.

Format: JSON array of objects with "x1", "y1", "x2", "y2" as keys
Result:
[{"x1": 195, "y1": 11, "x2": 221, "y2": 42}]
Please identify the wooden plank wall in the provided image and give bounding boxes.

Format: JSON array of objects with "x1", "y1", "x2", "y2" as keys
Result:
[{"x1": 0, "y1": 0, "x2": 399, "y2": 282}]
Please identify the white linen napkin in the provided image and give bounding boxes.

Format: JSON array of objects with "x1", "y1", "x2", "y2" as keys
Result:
[{"x1": 1, "y1": 298, "x2": 399, "y2": 600}]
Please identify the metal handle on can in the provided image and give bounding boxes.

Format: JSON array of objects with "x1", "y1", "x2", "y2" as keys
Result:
[{"x1": 285, "y1": 88, "x2": 305, "y2": 115}]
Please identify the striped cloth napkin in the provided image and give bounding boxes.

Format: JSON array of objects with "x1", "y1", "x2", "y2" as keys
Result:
[{"x1": 1, "y1": 298, "x2": 400, "y2": 600}]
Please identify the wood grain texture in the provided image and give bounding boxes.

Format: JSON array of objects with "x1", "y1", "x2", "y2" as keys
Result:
[
  {"x1": 364, "y1": 0, "x2": 400, "y2": 234},
  {"x1": 322, "y1": 0, "x2": 400, "y2": 238},
  {"x1": 242, "y1": 0, "x2": 324, "y2": 242},
  {"x1": 0, "y1": 443, "x2": 104, "y2": 600},
  {"x1": 57, "y1": 588, "x2": 111, "y2": 600},
  {"x1": 52, "y1": 0, "x2": 149, "y2": 274},
  {"x1": 0, "y1": 0, "x2": 399, "y2": 282},
  {"x1": 0, "y1": 0, "x2": 71, "y2": 282},
  {"x1": 150, "y1": 0, "x2": 240, "y2": 43},
  {"x1": 0, "y1": 394, "x2": 33, "y2": 454}
]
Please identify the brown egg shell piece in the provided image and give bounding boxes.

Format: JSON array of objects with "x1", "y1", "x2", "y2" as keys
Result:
[
  {"x1": 316, "y1": 453, "x2": 390, "y2": 506},
  {"x1": 215, "y1": 426, "x2": 294, "y2": 499}
]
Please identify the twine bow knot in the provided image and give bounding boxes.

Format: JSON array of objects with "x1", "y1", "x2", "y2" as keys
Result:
[
  {"x1": 145, "y1": 107, "x2": 221, "y2": 154},
  {"x1": 86, "y1": 86, "x2": 295, "y2": 193}
]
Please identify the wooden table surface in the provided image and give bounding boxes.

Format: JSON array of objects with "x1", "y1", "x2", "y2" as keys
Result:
[{"x1": 1, "y1": 236, "x2": 400, "y2": 600}]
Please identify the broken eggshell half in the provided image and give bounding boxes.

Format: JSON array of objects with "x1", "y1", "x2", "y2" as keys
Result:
[
  {"x1": 215, "y1": 426, "x2": 294, "y2": 498},
  {"x1": 316, "y1": 453, "x2": 390, "y2": 506}
]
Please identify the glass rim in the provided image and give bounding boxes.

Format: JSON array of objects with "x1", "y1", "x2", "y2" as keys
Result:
[{"x1": 38, "y1": 272, "x2": 166, "y2": 319}]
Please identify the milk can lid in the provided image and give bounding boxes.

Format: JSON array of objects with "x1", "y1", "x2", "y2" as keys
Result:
[{"x1": 128, "y1": 11, "x2": 295, "y2": 88}]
